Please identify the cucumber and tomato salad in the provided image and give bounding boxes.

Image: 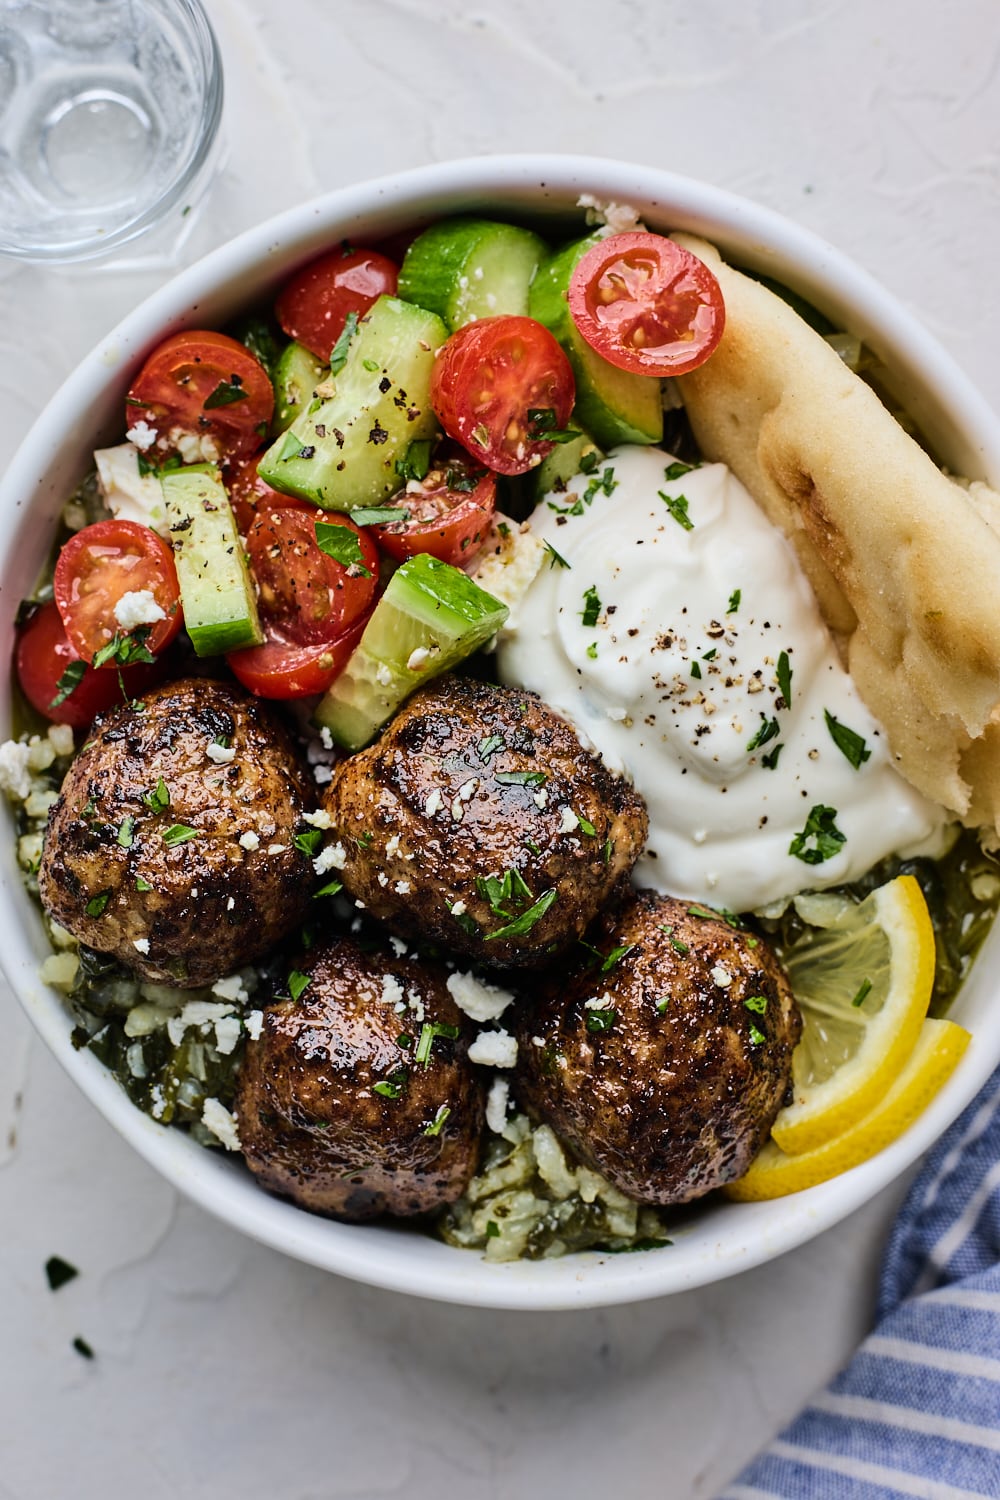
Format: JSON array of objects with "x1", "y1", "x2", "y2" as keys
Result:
[{"x1": 16, "y1": 213, "x2": 726, "y2": 744}]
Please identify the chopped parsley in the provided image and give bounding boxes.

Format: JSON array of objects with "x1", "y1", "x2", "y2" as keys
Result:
[
  {"x1": 161, "y1": 824, "x2": 199, "y2": 846},
  {"x1": 761, "y1": 743, "x2": 784, "y2": 771},
  {"x1": 580, "y1": 585, "x2": 602, "y2": 628},
  {"x1": 577, "y1": 816, "x2": 597, "y2": 837},
  {"x1": 135, "y1": 876, "x2": 153, "y2": 892},
  {"x1": 690, "y1": 660, "x2": 702, "y2": 679},
  {"x1": 663, "y1": 459, "x2": 699, "y2": 481},
  {"x1": 394, "y1": 438, "x2": 432, "y2": 482},
  {"x1": 527, "y1": 407, "x2": 581, "y2": 444},
  {"x1": 116, "y1": 816, "x2": 136, "y2": 849},
  {"x1": 485, "y1": 1220, "x2": 500, "y2": 1238},
  {"x1": 744, "y1": 995, "x2": 768, "y2": 1015},
  {"x1": 373, "y1": 1071, "x2": 407, "y2": 1100},
  {"x1": 586, "y1": 642, "x2": 598, "y2": 660},
  {"x1": 687, "y1": 903, "x2": 744, "y2": 929},
  {"x1": 203, "y1": 377, "x2": 247, "y2": 409},
  {"x1": 85, "y1": 891, "x2": 111, "y2": 917},
  {"x1": 746, "y1": 716, "x2": 781, "y2": 753},
  {"x1": 658, "y1": 489, "x2": 694, "y2": 531},
  {"x1": 329, "y1": 311, "x2": 359, "y2": 374},
  {"x1": 852, "y1": 978, "x2": 873, "y2": 1008},
  {"x1": 600, "y1": 943, "x2": 635, "y2": 973},
  {"x1": 485, "y1": 888, "x2": 558, "y2": 941},
  {"x1": 476, "y1": 866, "x2": 534, "y2": 919},
  {"x1": 776, "y1": 650, "x2": 793, "y2": 706},
  {"x1": 727, "y1": 589, "x2": 741, "y2": 614},
  {"x1": 659, "y1": 924, "x2": 690, "y2": 956},
  {"x1": 294, "y1": 828, "x2": 324, "y2": 856},
  {"x1": 92, "y1": 626, "x2": 155, "y2": 671},
  {"x1": 477, "y1": 733, "x2": 505, "y2": 761},
  {"x1": 362, "y1": 357, "x2": 380, "y2": 372},
  {"x1": 789, "y1": 804, "x2": 847, "y2": 866},
  {"x1": 350, "y1": 504, "x2": 409, "y2": 527},
  {"x1": 655, "y1": 996, "x2": 671, "y2": 1013},
  {"x1": 315, "y1": 521, "x2": 373, "y2": 577},
  {"x1": 142, "y1": 778, "x2": 170, "y2": 813},
  {"x1": 415, "y1": 1021, "x2": 460, "y2": 1066},
  {"x1": 287, "y1": 970, "x2": 310, "y2": 1002},
  {"x1": 824, "y1": 710, "x2": 872, "y2": 769},
  {"x1": 422, "y1": 1104, "x2": 451, "y2": 1137},
  {"x1": 50, "y1": 659, "x2": 86, "y2": 709},
  {"x1": 543, "y1": 540, "x2": 571, "y2": 570},
  {"x1": 45, "y1": 1255, "x2": 79, "y2": 1291},
  {"x1": 748, "y1": 1023, "x2": 766, "y2": 1047},
  {"x1": 495, "y1": 769, "x2": 547, "y2": 787},
  {"x1": 585, "y1": 1006, "x2": 617, "y2": 1034},
  {"x1": 313, "y1": 878, "x2": 343, "y2": 898}
]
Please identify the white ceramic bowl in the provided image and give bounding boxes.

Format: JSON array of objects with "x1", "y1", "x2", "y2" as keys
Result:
[{"x1": 3, "y1": 156, "x2": 1000, "y2": 1310}]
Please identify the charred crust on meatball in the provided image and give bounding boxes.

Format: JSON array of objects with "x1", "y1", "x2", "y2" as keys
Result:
[
  {"x1": 322, "y1": 674, "x2": 648, "y2": 968},
  {"x1": 38, "y1": 678, "x2": 316, "y2": 987},
  {"x1": 513, "y1": 891, "x2": 801, "y2": 1205},
  {"x1": 235, "y1": 934, "x2": 485, "y2": 1219}
]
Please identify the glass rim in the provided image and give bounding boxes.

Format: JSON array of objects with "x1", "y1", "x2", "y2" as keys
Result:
[{"x1": 0, "y1": 0, "x2": 225, "y2": 265}]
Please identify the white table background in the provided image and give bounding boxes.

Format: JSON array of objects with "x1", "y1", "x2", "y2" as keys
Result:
[{"x1": 1, "y1": 2, "x2": 998, "y2": 1495}]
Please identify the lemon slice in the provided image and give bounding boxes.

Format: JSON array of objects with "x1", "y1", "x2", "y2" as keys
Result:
[
  {"x1": 724, "y1": 1018, "x2": 970, "y2": 1201},
  {"x1": 772, "y1": 874, "x2": 936, "y2": 1155}
]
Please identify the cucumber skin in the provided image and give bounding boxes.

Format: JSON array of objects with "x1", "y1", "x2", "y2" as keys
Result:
[
  {"x1": 257, "y1": 296, "x2": 447, "y2": 511},
  {"x1": 315, "y1": 553, "x2": 508, "y2": 750},
  {"x1": 274, "y1": 341, "x2": 326, "y2": 433},
  {"x1": 398, "y1": 218, "x2": 547, "y2": 329},
  {"x1": 161, "y1": 465, "x2": 263, "y2": 657},
  {"x1": 529, "y1": 235, "x2": 663, "y2": 450}
]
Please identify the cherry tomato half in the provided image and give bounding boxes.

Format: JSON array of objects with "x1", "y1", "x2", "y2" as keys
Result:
[
  {"x1": 227, "y1": 509, "x2": 378, "y2": 698},
  {"x1": 430, "y1": 316, "x2": 576, "y2": 477},
  {"x1": 567, "y1": 231, "x2": 725, "y2": 376},
  {"x1": 16, "y1": 602, "x2": 162, "y2": 727},
  {"x1": 275, "y1": 247, "x2": 399, "y2": 362},
  {"x1": 126, "y1": 330, "x2": 274, "y2": 463},
  {"x1": 226, "y1": 455, "x2": 312, "y2": 536},
  {"x1": 372, "y1": 462, "x2": 496, "y2": 567},
  {"x1": 53, "y1": 520, "x2": 182, "y2": 665}
]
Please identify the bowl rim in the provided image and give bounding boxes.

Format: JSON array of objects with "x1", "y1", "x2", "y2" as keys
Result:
[{"x1": 3, "y1": 152, "x2": 1000, "y2": 1310}]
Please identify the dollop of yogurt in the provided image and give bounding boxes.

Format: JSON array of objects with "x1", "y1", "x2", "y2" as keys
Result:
[{"x1": 497, "y1": 446, "x2": 945, "y2": 912}]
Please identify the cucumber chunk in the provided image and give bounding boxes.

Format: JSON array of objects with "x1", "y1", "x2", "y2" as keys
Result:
[
  {"x1": 160, "y1": 465, "x2": 263, "y2": 656},
  {"x1": 533, "y1": 430, "x2": 604, "y2": 501},
  {"x1": 398, "y1": 218, "x2": 548, "y2": 329},
  {"x1": 257, "y1": 295, "x2": 447, "y2": 511},
  {"x1": 315, "y1": 553, "x2": 509, "y2": 750},
  {"x1": 529, "y1": 233, "x2": 663, "y2": 449},
  {"x1": 274, "y1": 341, "x2": 327, "y2": 433}
]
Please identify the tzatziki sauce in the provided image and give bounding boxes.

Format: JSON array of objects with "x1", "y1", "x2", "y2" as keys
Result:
[{"x1": 497, "y1": 445, "x2": 945, "y2": 912}]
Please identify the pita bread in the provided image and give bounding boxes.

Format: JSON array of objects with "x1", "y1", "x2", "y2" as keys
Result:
[{"x1": 673, "y1": 234, "x2": 1000, "y2": 838}]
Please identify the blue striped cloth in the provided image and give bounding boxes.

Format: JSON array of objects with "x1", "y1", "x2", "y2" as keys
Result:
[{"x1": 722, "y1": 1069, "x2": 1000, "y2": 1499}]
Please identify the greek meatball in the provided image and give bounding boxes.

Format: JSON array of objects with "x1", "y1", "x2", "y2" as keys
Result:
[
  {"x1": 514, "y1": 893, "x2": 800, "y2": 1204},
  {"x1": 323, "y1": 674, "x2": 647, "y2": 967},
  {"x1": 39, "y1": 677, "x2": 315, "y2": 987},
  {"x1": 235, "y1": 934, "x2": 485, "y2": 1218}
]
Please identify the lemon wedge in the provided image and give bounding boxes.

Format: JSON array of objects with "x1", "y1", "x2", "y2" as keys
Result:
[
  {"x1": 724, "y1": 1018, "x2": 970, "y2": 1201},
  {"x1": 771, "y1": 874, "x2": 936, "y2": 1156}
]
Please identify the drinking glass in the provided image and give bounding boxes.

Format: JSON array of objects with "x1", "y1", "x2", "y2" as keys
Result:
[{"x1": 0, "y1": 0, "x2": 222, "y2": 264}]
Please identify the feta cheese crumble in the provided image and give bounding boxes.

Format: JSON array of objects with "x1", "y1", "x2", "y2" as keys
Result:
[
  {"x1": 113, "y1": 589, "x2": 165, "y2": 631},
  {"x1": 467, "y1": 1028, "x2": 518, "y2": 1068},
  {"x1": 446, "y1": 970, "x2": 515, "y2": 1023},
  {"x1": 485, "y1": 1076, "x2": 510, "y2": 1133},
  {"x1": 239, "y1": 830, "x2": 260, "y2": 851},
  {"x1": 206, "y1": 741, "x2": 236, "y2": 765},
  {"x1": 202, "y1": 1098, "x2": 240, "y2": 1152},
  {"x1": 314, "y1": 841, "x2": 347, "y2": 874}
]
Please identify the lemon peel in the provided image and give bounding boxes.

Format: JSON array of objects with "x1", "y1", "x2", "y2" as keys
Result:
[
  {"x1": 772, "y1": 874, "x2": 936, "y2": 1155},
  {"x1": 725, "y1": 1018, "x2": 970, "y2": 1201}
]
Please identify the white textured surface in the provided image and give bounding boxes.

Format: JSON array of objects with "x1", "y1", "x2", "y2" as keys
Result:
[{"x1": 0, "y1": 1, "x2": 997, "y2": 1494}]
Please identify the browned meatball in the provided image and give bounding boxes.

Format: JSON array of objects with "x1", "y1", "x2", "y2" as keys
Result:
[
  {"x1": 323, "y1": 674, "x2": 647, "y2": 967},
  {"x1": 39, "y1": 677, "x2": 315, "y2": 987},
  {"x1": 514, "y1": 892, "x2": 800, "y2": 1204},
  {"x1": 235, "y1": 934, "x2": 485, "y2": 1219}
]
